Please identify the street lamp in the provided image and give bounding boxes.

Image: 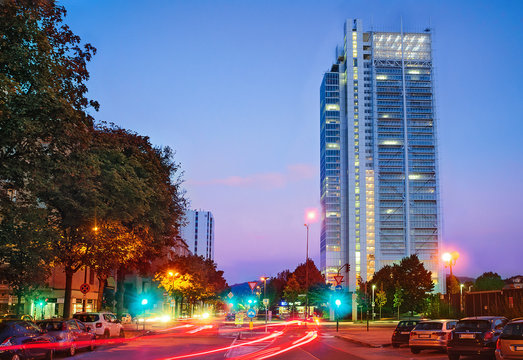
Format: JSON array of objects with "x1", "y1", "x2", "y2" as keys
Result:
[
  {"x1": 304, "y1": 209, "x2": 317, "y2": 321},
  {"x1": 261, "y1": 276, "x2": 268, "y2": 329},
  {"x1": 335, "y1": 299, "x2": 341, "y2": 332},
  {"x1": 372, "y1": 285, "x2": 376, "y2": 321},
  {"x1": 168, "y1": 271, "x2": 180, "y2": 319},
  {"x1": 460, "y1": 284, "x2": 464, "y2": 313},
  {"x1": 442, "y1": 251, "x2": 459, "y2": 315}
]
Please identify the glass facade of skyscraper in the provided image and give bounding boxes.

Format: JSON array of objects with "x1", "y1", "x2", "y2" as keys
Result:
[{"x1": 320, "y1": 19, "x2": 444, "y2": 293}]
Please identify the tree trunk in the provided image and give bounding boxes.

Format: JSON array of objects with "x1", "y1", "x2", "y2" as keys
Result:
[
  {"x1": 63, "y1": 266, "x2": 74, "y2": 319},
  {"x1": 116, "y1": 267, "x2": 126, "y2": 318},
  {"x1": 96, "y1": 275, "x2": 107, "y2": 311}
]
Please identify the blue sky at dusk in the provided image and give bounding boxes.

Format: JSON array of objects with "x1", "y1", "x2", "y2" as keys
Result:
[{"x1": 63, "y1": 0, "x2": 523, "y2": 284}]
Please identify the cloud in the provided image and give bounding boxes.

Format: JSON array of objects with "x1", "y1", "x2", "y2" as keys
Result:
[{"x1": 187, "y1": 163, "x2": 316, "y2": 189}]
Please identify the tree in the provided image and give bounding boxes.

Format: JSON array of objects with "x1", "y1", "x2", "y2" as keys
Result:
[
  {"x1": 393, "y1": 286, "x2": 404, "y2": 320},
  {"x1": 369, "y1": 265, "x2": 395, "y2": 315},
  {"x1": 0, "y1": 205, "x2": 53, "y2": 314},
  {"x1": 375, "y1": 290, "x2": 387, "y2": 320},
  {"x1": 392, "y1": 254, "x2": 433, "y2": 315},
  {"x1": 292, "y1": 259, "x2": 325, "y2": 291},
  {"x1": 447, "y1": 274, "x2": 461, "y2": 295},
  {"x1": 474, "y1": 272, "x2": 505, "y2": 291},
  {"x1": 283, "y1": 275, "x2": 301, "y2": 316}
]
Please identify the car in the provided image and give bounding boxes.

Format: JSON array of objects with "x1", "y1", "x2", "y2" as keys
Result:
[
  {"x1": 495, "y1": 319, "x2": 523, "y2": 360},
  {"x1": 409, "y1": 319, "x2": 458, "y2": 353},
  {"x1": 447, "y1": 316, "x2": 508, "y2": 360},
  {"x1": 0, "y1": 320, "x2": 54, "y2": 360},
  {"x1": 392, "y1": 320, "x2": 421, "y2": 348},
  {"x1": 72, "y1": 312, "x2": 124, "y2": 339},
  {"x1": 225, "y1": 313, "x2": 235, "y2": 321},
  {"x1": 37, "y1": 319, "x2": 96, "y2": 356},
  {"x1": 1, "y1": 314, "x2": 34, "y2": 322}
]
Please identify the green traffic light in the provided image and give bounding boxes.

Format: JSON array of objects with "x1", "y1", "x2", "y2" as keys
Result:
[
  {"x1": 335, "y1": 299, "x2": 341, "y2": 306},
  {"x1": 141, "y1": 298, "x2": 148, "y2": 305}
]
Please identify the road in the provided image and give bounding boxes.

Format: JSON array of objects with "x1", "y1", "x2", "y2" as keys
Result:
[{"x1": 63, "y1": 321, "x2": 481, "y2": 360}]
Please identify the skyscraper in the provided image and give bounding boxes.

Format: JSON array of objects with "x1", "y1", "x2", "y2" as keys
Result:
[
  {"x1": 320, "y1": 19, "x2": 444, "y2": 293},
  {"x1": 180, "y1": 209, "x2": 215, "y2": 261}
]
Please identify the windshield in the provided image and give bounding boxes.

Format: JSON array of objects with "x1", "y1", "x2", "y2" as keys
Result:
[
  {"x1": 415, "y1": 322, "x2": 443, "y2": 331},
  {"x1": 397, "y1": 321, "x2": 418, "y2": 328},
  {"x1": 39, "y1": 322, "x2": 64, "y2": 331},
  {"x1": 455, "y1": 320, "x2": 490, "y2": 332},
  {"x1": 73, "y1": 314, "x2": 99, "y2": 323}
]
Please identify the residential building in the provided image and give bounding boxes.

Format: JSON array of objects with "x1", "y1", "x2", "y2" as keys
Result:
[
  {"x1": 320, "y1": 19, "x2": 444, "y2": 294},
  {"x1": 180, "y1": 210, "x2": 215, "y2": 261}
]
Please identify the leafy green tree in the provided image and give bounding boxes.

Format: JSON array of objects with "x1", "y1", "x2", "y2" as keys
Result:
[
  {"x1": 474, "y1": 272, "x2": 505, "y2": 291},
  {"x1": 375, "y1": 290, "x2": 387, "y2": 320},
  {"x1": 283, "y1": 275, "x2": 301, "y2": 316},
  {"x1": 393, "y1": 286, "x2": 404, "y2": 320},
  {"x1": 447, "y1": 274, "x2": 461, "y2": 295},
  {"x1": 0, "y1": 205, "x2": 54, "y2": 314},
  {"x1": 392, "y1": 254, "x2": 433, "y2": 315}
]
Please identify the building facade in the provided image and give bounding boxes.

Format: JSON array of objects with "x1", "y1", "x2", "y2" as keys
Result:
[
  {"x1": 180, "y1": 210, "x2": 215, "y2": 261},
  {"x1": 320, "y1": 19, "x2": 444, "y2": 293}
]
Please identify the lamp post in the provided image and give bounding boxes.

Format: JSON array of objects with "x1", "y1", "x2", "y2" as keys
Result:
[
  {"x1": 304, "y1": 210, "x2": 316, "y2": 321},
  {"x1": 261, "y1": 277, "x2": 268, "y2": 330},
  {"x1": 372, "y1": 285, "x2": 376, "y2": 321},
  {"x1": 442, "y1": 251, "x2": 459, "y2": 316},
  {"x1": 335, "y1": 299, "x2": 341, "y2": 332},
  {"x1": 168, "y1": 271, "x2": 179, "y2": 319},
  {"x1": 460, "y1": 284, "x2": 464, "y2": 314}
]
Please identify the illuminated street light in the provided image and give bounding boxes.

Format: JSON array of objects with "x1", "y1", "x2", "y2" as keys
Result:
[{"x1": 372, "y1": 284, "x2": 376, "y2": 321}]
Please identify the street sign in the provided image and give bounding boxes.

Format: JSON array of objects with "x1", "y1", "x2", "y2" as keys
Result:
[
  {"x1": 263, "y1": 298, "x2": 269, "y2": 306},
  {"x1": 247, "y1": 308, "x2": 256, "y2": 318},
  {"x1": 234, "y1": 312, "x2": 244, "y2": 325},
  {"x1": 227, "y1": 292, "x2": 234, "y2": 299},
  {"x1": 248, "y1": 282, "x2": 258, "y2": 291},
  {"x1": 335, "y1": 285, "x2": 343, "y2": 291},
  {"x1": 80, "y1": 283, "x2": 90, "y2": 294},
  {"x1": 333, "y1": 275, "x2": 344, "y2": 285}
]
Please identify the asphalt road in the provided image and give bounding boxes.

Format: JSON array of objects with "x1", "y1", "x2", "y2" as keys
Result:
[{"x1": 60, "y1": 324, "x2": 482, "y2": 360}]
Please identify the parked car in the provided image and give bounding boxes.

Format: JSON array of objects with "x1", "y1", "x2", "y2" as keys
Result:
[
  {"x1": 447, "y1": 316, "x2": 508, "y2": 360},
  {"x1": 37, "y1": 319, "x2": 96, "y2": 356},
  {"x1": 495, "y1": 319, "x2": 523, "y2": 360},
  {"x1": 392, "y1": 320, "x2": 421, "y2": 348},
  {"x1": 1, "y1": 314, "x2": 34, "y2": 322},
  {"x1": 409, "y1": 319, "x2": 457, "y2": 353},
  {"x1": 0, "y1": 320, "x2": 54, "y2": 360},
  {"x1": 225, "y1": 313, "x2": 235, "y2": 321},
  {"x1": 72, "y1": 312, "x2": 124, "y2": 339}
]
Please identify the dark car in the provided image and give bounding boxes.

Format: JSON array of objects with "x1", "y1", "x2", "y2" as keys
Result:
[
  {"x1": 392, "y1": 320, "x2": 421, "y2": 348},
  {"x1": 447, "y1": 316, "x2": 508, "y2": 360},
  {"x1": 0, "y1": 320, "x2": 54, "y2": 360},
  {"x1": 37, "y1": 319, "x2": 96, "y2": 356}
]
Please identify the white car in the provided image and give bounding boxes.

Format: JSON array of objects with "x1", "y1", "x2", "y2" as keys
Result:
[
  {"x1": 73, "y1": 312, "x2": 124, "y2": 339},
  {"x1": 409, "y1": 319, "x2": 458, "y2": 353}
]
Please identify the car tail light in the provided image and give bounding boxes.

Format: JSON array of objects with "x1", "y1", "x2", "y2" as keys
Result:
[
  {"x1": 496, "y1": 338, "x2": 501, "y2": 350},
  {"x1": 484, "y1": 332, "x2": 494, "y2": 341},
  {"x1": 410, "y1": 332, "x2": 416, "y2": 338},
  {"x1": 0, "y1": 337, "x2": 12, "y2": 347},
  {"x1": 96, "y1": 323, "x2": 102, "y2": 328},
  {"x1": 448, "y1": 332, "x2": 453, "y2": 341}
]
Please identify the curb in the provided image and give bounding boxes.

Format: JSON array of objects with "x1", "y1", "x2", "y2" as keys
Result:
[{"x1": 334, "y1": 335, "x2": 391, "y2": 348}]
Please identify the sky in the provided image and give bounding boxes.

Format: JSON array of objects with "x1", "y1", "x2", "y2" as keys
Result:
[{"x1": 62, "y1": 0, "x2": 523, "y2": 284}]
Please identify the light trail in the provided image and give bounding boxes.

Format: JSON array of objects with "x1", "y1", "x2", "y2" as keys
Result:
[
  {"x1": 158, "y1": 331, "x2": 284, "y2": 360},
  {"x1": 186, "y1": 325, "x2": 213, "y2": 334}
]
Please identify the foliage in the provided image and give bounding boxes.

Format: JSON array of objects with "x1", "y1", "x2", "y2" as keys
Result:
[
  {"x1": 447, "y1": 274, "x2": 461, "y2": 295},
  {"x1": 474, "y1": 272, "x2": 505, "y2": 291},
  {"x1": 375, "y1": 290, "x2": 387, "y2": 319},
  {"x1": 283, "y1": 275, "x2": 301, "y2": 314},
  {"x1": 292, "y1": 259, "x2": 325, "y2": 291},
  {"x1": 393, "y1": 285, "x2": 404, "y2": 319},
  {"x1": 154, "y1": 254, "x2": 227, "y2": 305}
]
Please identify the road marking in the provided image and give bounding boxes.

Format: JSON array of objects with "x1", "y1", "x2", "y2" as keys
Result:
[{"x1": 298, "y1": 347, "x2": 322, "y2": 360}]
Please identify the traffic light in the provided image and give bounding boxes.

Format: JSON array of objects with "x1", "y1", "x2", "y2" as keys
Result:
[
  {"x1": 141, "y1": 298, "x2": 148, "y2": 306},
  {"x1": 36, "y1": 298, "x2": 47, "y2": 307},
  {"x1": 335, "y1": 299, "x2": 341, "y2": 307}
]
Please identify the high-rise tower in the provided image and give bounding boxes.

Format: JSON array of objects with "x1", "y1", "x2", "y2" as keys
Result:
[
  {"x1": 180, "y1": 209, "x2": 215, "y2": 261},
  {"x1": 320, "y1": 19, "x2": 444, "y2": 293}
]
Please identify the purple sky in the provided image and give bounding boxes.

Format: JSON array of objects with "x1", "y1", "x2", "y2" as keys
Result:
[{"x1": 63, "y1": 0, "x2": 523, "y2": 284}]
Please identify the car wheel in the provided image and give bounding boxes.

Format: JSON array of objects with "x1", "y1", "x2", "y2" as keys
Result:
[
  {"x1": 119, "y1": 329, "x2": 125, "y2": 338},
  {"x1": 411, "y1": 347, "x2": 421, "y2": 354},
  {"x1": 392, "y1": 343, "x2": 400, "y2": 348},
  {"x1": 68, "y1": 343, "x2": 76, "y2": 357},
  {"x1": 104, "y1": 330, "x2": 110, "y2": 339},
  {"x1": 448, "y1": 354, "x2": 460, "y2": 360}
]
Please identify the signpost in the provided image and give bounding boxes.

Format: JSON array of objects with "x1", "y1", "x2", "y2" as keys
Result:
[
  {"x1": 333, "y1": 275, "x2": 344, "y2": 286},
  {"x1": 335, "y1": 285, "x2": 343, "y2": 291},
  {"x1": 80, "y1": 283, "x2": 90, "y2": 313},
  {"x1": 248, "y1": 282, "x2": 257, "y2": 292},
  {"x1": 227, "y1": 292, "x2": 234, "y2": 299}
]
